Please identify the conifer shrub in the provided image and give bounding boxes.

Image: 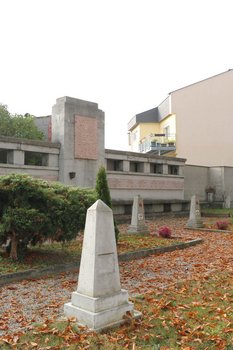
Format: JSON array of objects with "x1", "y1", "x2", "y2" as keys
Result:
[
  {"x1": 0, "y1": 174, "x2": 96, "y2": 260},
  {"x1": 95, "y1": 166, "x2": 119, "y2": 242}
]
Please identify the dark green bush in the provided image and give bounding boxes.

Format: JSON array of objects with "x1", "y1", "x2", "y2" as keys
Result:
[
  {"x1": 95, "y1": 166, "x2": 119, "y2": 242},
  {"x1": 0, "y1": 174, "x2": 96, "y2": 260}
]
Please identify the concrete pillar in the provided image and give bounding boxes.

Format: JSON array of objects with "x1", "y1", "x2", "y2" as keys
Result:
[
  {"x1": 162, "y1": 164, "x2": 168, "y2": 175},
  {"x1": 47, "y1": 154, "x2": 58, "y2": 168},
  {"x1": 179, "y1": 165, "x2": 184, "y2": 176},
  {"x1": 144, "y1": 162, "x2": 150, "y2": 174},
  {"x1": 13, "y1": 150, "x2": 24, "y2": 165},
  {"x1": 123, "y1": 160, "x2": 130, "y2": 172},
  {"x1": 52, "y1": 97, "x2": 105, "y2": 187}
]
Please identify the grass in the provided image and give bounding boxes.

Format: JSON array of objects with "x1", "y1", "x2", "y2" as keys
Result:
[
  {"x1": 202, "y1": 207, "x2": 233, "y2": 216},
  {"x1": 0, "y1": 225, "x2": 185, "y2": 275},
  {"x1": 1, "y1": 272, "x2": 232, "y2": 349}
]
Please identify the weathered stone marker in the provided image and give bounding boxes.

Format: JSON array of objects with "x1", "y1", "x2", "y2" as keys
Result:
[
  {"x1": 186, "y1": 194, "x2": 204, "y2": 228},
  {"x1": 223, "y1": 193, "x2": 231, "y2": 209},
  {"x1": 64, "y1": 199, "x2": 141, "y2": 331},
  {"x1": 127, "y1": 195, "x2": 149, "y2": 234}
]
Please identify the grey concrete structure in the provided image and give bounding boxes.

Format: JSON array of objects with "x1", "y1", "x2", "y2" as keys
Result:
[
  {"x1": 0, "y1": 136, "x2": 60, "y2": 181},
  {"x1": 105, "y1": 149, "x2": 185, "y2": 201},
  {"x1": 34, "y1": 115, "x2": 51, "y2": 140},
  {"x1": 52, "y1": 97, "x2": 105, "y2": 187}
]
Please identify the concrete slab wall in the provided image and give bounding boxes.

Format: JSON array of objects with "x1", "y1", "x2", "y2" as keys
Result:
[
  {"x1": 183, "y1": 165, "x2": 209, "y2": 201},
  {"x1": 223, "y1": 167, "x2": 233, "y2": 201}
]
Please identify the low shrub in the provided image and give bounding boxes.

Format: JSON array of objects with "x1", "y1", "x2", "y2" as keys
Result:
[
  {"x1": 215, "y1": 220, "x2": 229, "y2": 230},
  {"x1": 158, "y1": 226, "x2": 172, "y2": 238},
  {"x1": 0, "y1": 174, "x2": 97, "y2": 260}
]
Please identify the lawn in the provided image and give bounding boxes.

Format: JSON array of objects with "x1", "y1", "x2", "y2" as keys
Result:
[
  {"x1": 0, "y1": 221, "x2": 186, "y2": 275},
  {"x1": 1, "y1": 216, "x2": 232, "y2": 349},
  {"x1": 202, "y1": 207, "x2": 233, "y2": 216},
  {"x1": 0, "y1": 271, "x2": 232, "y2": 349}
]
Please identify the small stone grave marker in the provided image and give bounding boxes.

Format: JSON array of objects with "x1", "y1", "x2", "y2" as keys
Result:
[
  {"x1": 127, "y1": 195, "x2": 149, "y2": 234},
  {"x1": 223, "y1": 193, "x2": 231, "y2": 209},
  {"x1": 186, "y1": 194, "x2": 204, "y2": 228}
]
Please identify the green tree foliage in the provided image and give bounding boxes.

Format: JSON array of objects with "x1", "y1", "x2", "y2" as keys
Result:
[
  {"x1": 0, "y1": 174, "x2": 96, "y2": 260},
  {"x1": 95, "y1": 166, "x2": 119, "y2": 242},
  {"x1": 0, "y1": 104, "x2": 44, "y2": 140},
  {"x1": 0, "y1": 104, "x2": 13, "y2": 136},
  {"x1": 95, "y1": 166, "x2": 112, "y2": 208}
]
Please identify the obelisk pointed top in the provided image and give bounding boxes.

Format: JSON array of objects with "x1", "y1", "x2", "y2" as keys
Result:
[{"x1": 88, "y1": 199, "x2": 112, "y2": 212}]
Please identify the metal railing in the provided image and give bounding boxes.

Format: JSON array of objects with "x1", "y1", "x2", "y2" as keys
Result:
[{"x1": 139, "y1": 134, "x2": 176, "y2": 154}]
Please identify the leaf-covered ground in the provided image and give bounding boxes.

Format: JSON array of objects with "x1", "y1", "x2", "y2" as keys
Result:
[
  {"x1": 0, "y1": 216, "x2": 233, "y2": 349},
  {"x1": 0, "y1": 221, "x2": 186, "y2": 274}
]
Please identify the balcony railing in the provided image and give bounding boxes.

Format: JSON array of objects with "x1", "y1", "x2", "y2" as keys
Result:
[{"x1": 139, "y1": 134, "x2": 176, "y2": 155}]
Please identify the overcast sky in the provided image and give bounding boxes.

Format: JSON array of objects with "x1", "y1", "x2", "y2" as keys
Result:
[{"x1": 1, "y1": 0, "x2": 232, "y2": 150}]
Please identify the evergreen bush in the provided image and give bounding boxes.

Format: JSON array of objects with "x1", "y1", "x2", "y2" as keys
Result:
[
  {"x1": 0, "y1": 174, "x2": 96, "y2": 260},
  {"x1": 95, "y1": 166, "x2": 119, "y2": 242}
]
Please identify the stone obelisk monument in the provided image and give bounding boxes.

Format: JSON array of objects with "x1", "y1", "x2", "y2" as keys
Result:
[{"x1": 64, "y1": 199, "x2": 141, "y2": 331}]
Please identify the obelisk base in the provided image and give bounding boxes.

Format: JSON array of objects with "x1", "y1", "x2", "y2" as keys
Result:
[{"x1": 64, "y1": 289, "x2": 141, "y2": 331}]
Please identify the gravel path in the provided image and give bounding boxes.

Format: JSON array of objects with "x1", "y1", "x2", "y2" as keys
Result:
[{"x1": 1, "y1": 217, "x2": 233, "y2": 337}]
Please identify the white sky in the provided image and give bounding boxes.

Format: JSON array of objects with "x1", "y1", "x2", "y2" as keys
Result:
[{"x1": 1, "y1": 0, "x2": 233, "y2": 150}]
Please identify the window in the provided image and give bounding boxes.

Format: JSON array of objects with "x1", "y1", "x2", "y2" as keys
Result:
[
  {"x1": 0, "y1": 149, "x2": 13, "y2": 164},
  {"x1": 150, "y1": 163, "x2": 163, "y2": 174},
  {"x1": 168, "y1": 165, "x2": 179, "y2": 175},
  {"x1": 24, "y1": 152, "x2": 48, "y2": 166},
  {"x1": 0, "y1": 150, "x2": 8, "y2": 164},
  {"x1": 163, "y1": 125, "x2": 170, "y2": 137},
  {"x1": 107, "y1": 159, "x2": 123, "y2": 171},
  {"x1": 164, "y1": 203, "x2": 171, "y2": 212},
  {"x1": 130, "y1": 161, "x2": 144, "y2": 173}
]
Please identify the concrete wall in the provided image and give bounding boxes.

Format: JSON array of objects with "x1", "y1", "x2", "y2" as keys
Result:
[
  {"x1": 184, "y1": 165, "x2": 209, "y2": 201},
  {"x1": 208, "y1": 166, "x2": 233, "y2": 202},
  {"x1": 223, "y1": 167, "x2": 233, "y2": 201},
  {"x1": 184, "y1": 164, "x2": 233, "y2": 205},
  {"x1": 105, "y1": 149, "x2": 185, "y2": 201},
  {"x1": 158, "y1": 96, "x2": 171, "y2": 121},
  {"x1": 34, "y1": 116, "x2": 51, "y2": 140},
  {"x1": 0, "y1": 136, "x2": 60, "y2": 181},
  {"x1": 172, "y1": 70, "x2": 233, "y2": 166}
]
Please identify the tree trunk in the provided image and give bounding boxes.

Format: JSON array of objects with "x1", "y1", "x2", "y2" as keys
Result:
[{"x1": 10, "y1": 232, "x2": 18, "y2": 260}]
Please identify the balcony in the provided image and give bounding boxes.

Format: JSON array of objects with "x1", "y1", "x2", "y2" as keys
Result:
[{"x1": 139, "y1": 134, "x2": 176, "y2": 155}]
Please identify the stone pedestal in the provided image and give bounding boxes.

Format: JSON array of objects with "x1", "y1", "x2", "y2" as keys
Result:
[
  {"x1": 186, "y1": 194, "x2": 204, "y2": 228},
  {"x1": 127, "y1": 195, "x2": 149, "y2": 234},
  {"x1": 64, "y1": 200, "x2": 141, "y2": 331}
]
